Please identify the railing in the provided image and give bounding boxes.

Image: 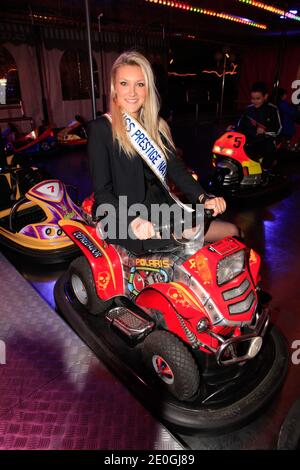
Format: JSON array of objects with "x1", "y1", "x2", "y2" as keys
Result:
[{"x1": 0, "y1": 101, "x2": 35, "y2": 129}]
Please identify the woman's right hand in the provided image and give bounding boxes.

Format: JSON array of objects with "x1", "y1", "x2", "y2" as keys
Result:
[
  {"x1": 204, "y1": 197, "x2": 226, "y2": 217},
  {"x1": 130, "y1": 217, "x2": 161, "y2": 240}
]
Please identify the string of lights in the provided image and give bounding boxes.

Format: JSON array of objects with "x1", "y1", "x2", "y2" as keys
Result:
[
  {"x1": 168, "y1": 72, "x2": 197, "y2": 76},
  {"x1": 202, "y1": 63, "x2": 238, "y2": 78},
  {"x1": 238, "y1": 1, "x2": 300, "y2": 22},
  {"x1": 145, "y1": 1, "x2": 267, "y2": 29}
]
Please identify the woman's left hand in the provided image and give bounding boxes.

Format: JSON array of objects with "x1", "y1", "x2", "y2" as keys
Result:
[{"x1": 203, "y1": 197, "x2": 226, "y2": 217}]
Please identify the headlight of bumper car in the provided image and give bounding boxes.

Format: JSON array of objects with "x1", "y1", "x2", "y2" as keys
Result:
[
  {"x1": 224, "y1": 148, "x2": 234, "y2": 156},
  {"x1": 213, "y1": 145, "x2": 221, "y2": 153},
  {"x1": 217, "y1": 250, "x2": 245, "y2": 286}
]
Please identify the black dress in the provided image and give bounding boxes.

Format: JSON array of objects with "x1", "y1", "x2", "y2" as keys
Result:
[{"x1": 88, "y1": 116, "x2": 205, "y2": 254}]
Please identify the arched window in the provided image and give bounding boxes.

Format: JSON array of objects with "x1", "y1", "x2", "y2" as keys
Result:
[
  {"x1": 0, "y1": 47, "x2": 21, "y2": 105},
  {"x1": 60, "y1": 49, "x2": 99, "y2": 101}
]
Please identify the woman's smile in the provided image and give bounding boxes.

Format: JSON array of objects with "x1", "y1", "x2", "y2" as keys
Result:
[{"x1": 114, "y1": 65, "x2": 147, "y2": 117}]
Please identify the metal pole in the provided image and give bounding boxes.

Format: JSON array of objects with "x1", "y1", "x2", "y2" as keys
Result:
[
  {"x1": 98, "y1": 13, "x2": 107, "y2": 112},
  {"x1": 272, "y1": 31, "x2": 286, "y2": 103},
  {"x1": 219, "y1": 53, "x2": 228, "y2": 123},
  {"x1": 29, "y1": 2, "x2": 49, "y2": 125},
  {"x1": 84, "y1": 0, "x2": 97, "y2": 119},
  {"x1": 34, "y1": 26, "x2": 49, "y2": 125}
]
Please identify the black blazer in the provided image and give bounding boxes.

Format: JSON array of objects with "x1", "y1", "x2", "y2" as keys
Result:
[{"x1": 87, "y1": 116, "x2": 205, "y2": 252}]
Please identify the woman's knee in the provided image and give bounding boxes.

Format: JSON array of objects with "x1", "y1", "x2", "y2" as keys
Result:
[
  {"x1": 228, "y1": 223, "x2": 240, "y2": 238},
  {"x1": 204, "y1": 220, "x2": 242, "y2": 242}
]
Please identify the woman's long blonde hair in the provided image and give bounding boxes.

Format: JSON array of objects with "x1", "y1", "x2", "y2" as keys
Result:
[{"x1": 110, "y1": 50, "x2": 175, "y2": 158}]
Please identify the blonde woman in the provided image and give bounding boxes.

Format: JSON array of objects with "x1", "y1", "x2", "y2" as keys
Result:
[{"x1": 88, "y1": 50, "x2": 238, "y2": 253}]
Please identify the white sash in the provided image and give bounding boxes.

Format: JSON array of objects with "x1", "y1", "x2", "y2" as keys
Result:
[{"x1": 119, "y1": 113, "x2": 194, "y2": 213}]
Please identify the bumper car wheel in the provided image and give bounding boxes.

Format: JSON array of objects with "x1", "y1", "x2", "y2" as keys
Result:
[
  {"x1": 69, "y1": 256, "x2": 112, "y2": 315},
  {"x1": 277, "y1": 397, "x2": 300, "y2": 449},
  {"x1": 142, "y1": 330, "x2": 200, "y2": 402}
]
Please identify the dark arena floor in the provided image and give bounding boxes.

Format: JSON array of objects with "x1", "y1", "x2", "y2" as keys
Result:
[{"x1": 0, "y1": 114, "x2": 300, "y2": 450}]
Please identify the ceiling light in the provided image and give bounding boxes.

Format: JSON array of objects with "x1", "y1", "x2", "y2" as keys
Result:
[
  {"x1": 145, "y1": 1, "x2": 267, "y2": 29},
  {"x1": 238, "y1": 1, "x2": 300, "y2": 22}
]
